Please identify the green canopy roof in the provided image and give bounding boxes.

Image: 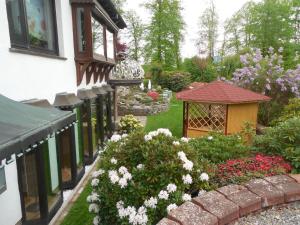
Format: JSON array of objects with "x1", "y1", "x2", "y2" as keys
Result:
[{"x1": 0, "y1": 95, "x2": 76, "y2": 161}]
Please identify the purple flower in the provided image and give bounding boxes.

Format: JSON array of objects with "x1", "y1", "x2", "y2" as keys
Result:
[
  {"x1": 240, "y1": 55, "x2": 249, "y2": 65},
  {"x1": 268, "y1": 47, "x2": 274, "y2": 54},
  {"x1": 278, "y1": 47, "x2": 284, "y2": 53}
]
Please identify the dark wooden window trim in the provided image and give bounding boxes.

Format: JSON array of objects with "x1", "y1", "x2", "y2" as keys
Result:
[
  {"x1": 9, "y1": 47, "x2": 67, "y2": 60},
  {"x1": 71, "y1": 1, "x2": 120, "y2": 85},
  {"x1": 6, "y1": 0, "x2": 60, "y2": 56}
]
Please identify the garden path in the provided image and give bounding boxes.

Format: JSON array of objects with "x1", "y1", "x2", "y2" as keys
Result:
[{"x1": 234, "y1": 201, "x2": 300, "y2": 225}]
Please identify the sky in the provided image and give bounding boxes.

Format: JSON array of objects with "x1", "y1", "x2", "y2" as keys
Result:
[{"x1": 123, "y1": 0, "x2": 261, "y2": 59}]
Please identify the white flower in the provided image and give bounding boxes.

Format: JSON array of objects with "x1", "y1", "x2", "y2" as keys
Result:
[
  {"x1": 166, "y1": 183, "x2": 177, "y2": 193},
  {"x1": 167, "y1": 203, "x2": 178, "y2": 213},
  {"x1": 144, "y1": 197, "x2": 158, "y2": 209},
  {"x1": 180, "y1": 137, "x2": 189, "y2": 143},
  {"x1": 89, "y1": 203, "x2": 100, "y2": 213},
  {"x1": 198, "y1": 189, "x2": 207, "y2": 196},
  {"x1": 118, "y1": 166, "x2": 128, "y2": 175},
  {"x1": 148, "y1": 131, "x2": 158, "y2": 137},
  {"x1": 87, "y1": 192, "x2": 99, "y2": 203},
  {"x1": 182, "y1": 174, "x2": 193, "y2": 184},
  {"x1": 123, "y1": 172, "x2": 132, "y2": 181},
  {"x1": 200, "y1": 172, "x2": 209, "y2": 181},
  {"x1": 182, "y1": 193, "x2": 192, "y2": 201},
  {"x1": 137, "y1": 164, "x2": 144, "y2": 170},
  {"x1": 110, "y1": 134, "x2": 122, "y2": 142},
  {"x1": 118, "y1": 207, "x2": 128, "y2": 218},
  {"x1": 157, "y1": 128, "x2": 172, "y2": 137},
  {"x1": 172, "y1": 141, "x2": 180, "y2": 146},
  {"x1": 183, "y1": 160, "x2": 193, "y2": 171},
  {"x1": 128, "y1": 206, "x2": 148, "y2": 225},
  {"x1": 207, "y1": 136, "x2": 213, "y2": 140},
  {"x1": 110, "y1": 157, "x2": 118, "y2": 164},
  {"x1": 144, "y1": 134, "x2": 152, "y2": 141},
  {"x1": 108, "y1": 170, "x2": 120, "y2": 184},
  {"x1": 91, "y1": 178, "x2": 99, "y2": 187},
  {"x1": 158, "y1": 190, "x2": 169, "y2": 200},
  {"x1": 121, "y1": 133, "x2": 128, "y2": 138},
  {"x1": 116, "y1": 200, "x2": 124, "y2": 209},
  {"x1": 93, "y1": 216, "x2": 100, "y2": 225},
  {"x1": 92, "y1": 169, "x2": 105, "y2": 178},
  {"x1": 118, "y1": 177, "x2": 128, "y2": 188},
  {"x1": 177, "y1": 151, "x2": 187, "y2": 161}
]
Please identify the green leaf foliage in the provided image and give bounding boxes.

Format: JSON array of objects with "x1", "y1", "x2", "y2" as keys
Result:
[
  {"x1": 253, "y1": 117, "x2": 300, "y2": 173},
  {"x1": 189, "y1": 133, "x2": 250, "y2": 164}
]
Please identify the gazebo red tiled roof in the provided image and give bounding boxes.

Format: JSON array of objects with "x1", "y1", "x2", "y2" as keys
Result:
[
  {"x1": 186, "y1": 82, "x2": 207, "y2": 90},
  {"x1": 176, "y1": 81, "x2": 271, "y2": 104}
]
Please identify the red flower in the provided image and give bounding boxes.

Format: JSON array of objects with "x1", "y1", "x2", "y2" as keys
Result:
[
  {"x1": 147, "y1": 91, "x2": 159, "y2": 101},
  {"x1": 215, "y1": 154, "x2": 292, "y2": 182}
]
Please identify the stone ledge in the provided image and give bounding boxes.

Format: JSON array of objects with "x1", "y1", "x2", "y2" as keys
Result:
[{"x1": 157, "y1": 174, "x2": 300, "y2": 225}]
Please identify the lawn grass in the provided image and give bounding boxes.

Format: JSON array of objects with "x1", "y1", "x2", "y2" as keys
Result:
[
  {"x1": 60, "y1": 185, "x2": 93, "y2": 225},
  {"x1": 145, "y1": 96, "x2": 183, "y2": 137}
]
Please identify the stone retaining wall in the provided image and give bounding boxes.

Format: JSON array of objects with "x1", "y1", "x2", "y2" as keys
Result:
[
  {"x1": 157, "y1": 174, "x2": 300, "y2": 225},
  {"x1": 118, "y1": 102, "x2": 170, "y2": 116}
]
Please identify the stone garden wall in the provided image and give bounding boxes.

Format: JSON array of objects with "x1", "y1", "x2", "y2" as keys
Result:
[
  {"x1": 117, "y1": 87, "x2": 171, "y2": 116},
  {"x1": 157, "y1": 174, "x2": 300, "y2": 225}
]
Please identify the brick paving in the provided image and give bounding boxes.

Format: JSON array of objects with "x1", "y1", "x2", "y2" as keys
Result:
[{"x1": 157, "y1": 174, "x2": 300, "y2": 225}]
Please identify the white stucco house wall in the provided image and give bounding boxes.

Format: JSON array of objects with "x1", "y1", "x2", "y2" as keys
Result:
[
  {"x1": 0, "y1": 0, "x2": 127, "y2": 225},
  {"x1": 0, "y1": 0, "x2": 78, "y2": 103}
]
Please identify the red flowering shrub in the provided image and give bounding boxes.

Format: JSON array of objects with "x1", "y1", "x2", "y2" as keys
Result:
[
  {"x1": 213, "y1": 154, "x2": 292, "y2": 186},
  {"x1": 147, "y1": 91, "x2": 159, "y2": 101}
]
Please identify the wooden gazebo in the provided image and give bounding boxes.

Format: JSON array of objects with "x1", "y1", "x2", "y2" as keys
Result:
[{"x1": 176, "y1": 81, "x2": 271, "y2": 138}]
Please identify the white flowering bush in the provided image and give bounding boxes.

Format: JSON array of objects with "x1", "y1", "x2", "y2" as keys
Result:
[{"x1": 88, "y1": 129, "x2": 212, "y2": 225}]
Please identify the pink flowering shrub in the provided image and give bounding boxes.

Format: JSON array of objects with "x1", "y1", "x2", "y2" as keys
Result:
[
  {"x1": 147, "y1": 91, "x2": 159, "y2": 101},
  {"x1": 227, "y1": 47, "x2": 300, "y2": 124},
  {"x1": 88, "y1": 129, "x2": 212, "y2": 225}
]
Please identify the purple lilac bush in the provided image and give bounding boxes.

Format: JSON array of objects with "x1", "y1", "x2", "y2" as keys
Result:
[{"x1": 224, "y1": 47, "x2": 300, "y2": 124}]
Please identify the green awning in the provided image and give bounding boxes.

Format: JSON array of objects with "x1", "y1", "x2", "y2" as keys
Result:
[{"x1": 0, "y1": 95, "x2": 76, "y2": 161}]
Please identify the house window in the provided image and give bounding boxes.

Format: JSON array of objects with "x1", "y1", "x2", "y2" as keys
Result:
[
  {"x1": 76, "y1": 7, "x2": 86, "y2": 52},
  {"x1": 0, "y1": 167, "x2": 7, "y2": 194},
  {"x1": 106, "y1": 29, "x2": 114, "y2": 59},
  {"x1": 6, "y1": 0, "x2": 58, "y2": 54},
  {"x1": 92, "y1": 16, "x2": 104, "y2": 55}
]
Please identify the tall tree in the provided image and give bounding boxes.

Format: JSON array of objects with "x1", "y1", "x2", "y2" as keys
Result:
[
  {"x1": 144, "y1": 0, "x2": 184, "y2": 70},
  {"x1": 292, "y1": 0, "x2": 300, "y2": 44},
  {"x1": 111, "y1": 0, "x2": 126, "y2": 14},
  {"x1": 197, "y1": 0, "x2": 219, "y2": 59},
  {"x1": 246, "y1": 0, "x2": 293, "y2": 54},
  {"x1": 124, "y1": 10, "x2": 145, "y2": 61}
]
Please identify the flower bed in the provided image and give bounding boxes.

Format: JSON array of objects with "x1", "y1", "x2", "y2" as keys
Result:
[
  {"x1": 87, "y1": 129, "x2": 294, "y2": 225},
  {"x1": 214, "y1": 154, "x2": 292, "y2": 187},
  {"x1": 118, "y1": 87, "x2": 171, "y2": 116}
]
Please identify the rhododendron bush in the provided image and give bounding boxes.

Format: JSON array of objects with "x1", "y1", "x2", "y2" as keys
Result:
[
  {"x1": 88, "y1": 129, "x2": 212, "y2": 225},
  {"x1": 227, "y1": 47, "x2": 300, "y2": 125},
  {"x1": 213, "y1": 154, "x2": 292, "y2": 187}
]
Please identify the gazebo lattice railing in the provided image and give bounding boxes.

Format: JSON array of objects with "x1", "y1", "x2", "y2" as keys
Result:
[{"x1": 187, "y1": 102, "x2": 227, "y2": 132}]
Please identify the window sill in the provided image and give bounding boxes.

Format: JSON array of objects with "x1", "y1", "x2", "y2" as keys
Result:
[{"x1": 9, "y1": 48, "x2": 67, "y2": 60}]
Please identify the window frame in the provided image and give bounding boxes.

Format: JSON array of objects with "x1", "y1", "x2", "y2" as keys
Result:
[
  {"x1": 0, "y1": 166, "x2": 7, "y2": 195},
  {"x1": 6, "y1": 0, "x2": 59, "y2": 56}
]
